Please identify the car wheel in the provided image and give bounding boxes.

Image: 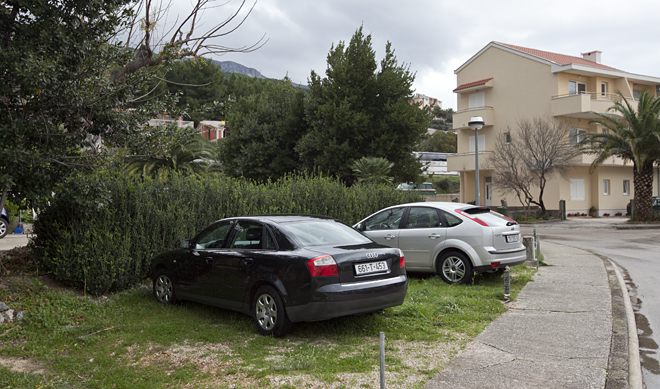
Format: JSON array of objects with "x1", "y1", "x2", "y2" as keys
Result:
[
  {"x1": 0, "y1": 219, "x2": 7, "y2": 239},
  {"x1": 437, "y1": 251, "x2": 473, "y2": 285},
  {"x1": 252, "y1": 285, "x2": 291, "y2": 337},
  {"x1": 153, "y1": 272, "x2": 176, "y2": 304}
]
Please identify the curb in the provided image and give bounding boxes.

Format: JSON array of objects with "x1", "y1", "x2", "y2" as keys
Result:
[{"x1": 607, "y1": 257, "x2": 643, "y2": 389}]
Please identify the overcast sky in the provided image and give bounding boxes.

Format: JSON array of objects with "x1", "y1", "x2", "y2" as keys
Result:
[{"x1": 170, "y1": 0, "x2": 660, "y2": 109}]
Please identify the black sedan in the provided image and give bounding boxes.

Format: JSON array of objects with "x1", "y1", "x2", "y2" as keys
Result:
[{"x1": 149, "y1": 216, "x2": 407, "y2": 336}]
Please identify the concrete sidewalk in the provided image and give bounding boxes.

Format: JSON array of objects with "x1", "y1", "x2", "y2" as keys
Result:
[
  {"x1": 426, "y1": 242, "x2": 617, "y2": 389},
  {"x1": 0, "y1": 234, "x2": 29, "y2": 251}
]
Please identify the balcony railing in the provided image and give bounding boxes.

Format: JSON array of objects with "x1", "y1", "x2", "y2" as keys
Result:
[
  {"x1": 551, "y1": 92, "x2": 637, "y2": 118},
  {"x1": 453, "y1": 106, "x2": 495, "y2": 130}
]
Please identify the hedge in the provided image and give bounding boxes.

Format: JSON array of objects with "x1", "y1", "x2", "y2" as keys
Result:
[{"x1": 32, "y1": 171, "x2": 419, "y2": 295}]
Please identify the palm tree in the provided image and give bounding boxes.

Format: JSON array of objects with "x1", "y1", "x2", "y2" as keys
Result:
[
  {"x1": 588, "y1": 91, "x2": 660, "y2": 221},
  {"x1": 351, "y1": 157, "x2": 394, "y2": 185},
  {"x1": 126, "y1": 136, "x2": 218, "y2": 179}
]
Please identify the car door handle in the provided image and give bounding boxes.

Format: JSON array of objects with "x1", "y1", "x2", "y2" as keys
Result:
[
  {"x1": 205, "y1": 256, "x2": 214, "y2": 264},
  {"x1": 242, "y1": 257, "x2": 255, "y2": 267},
  {"x1": 427, "y1": 233, "x2": 442, "y2": 239},
  {"x1": 384, "y1": 234, "x2": 396, "y2": 240}
]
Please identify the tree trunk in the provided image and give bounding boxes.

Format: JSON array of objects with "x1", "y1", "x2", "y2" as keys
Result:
[{"x1": 633, "y1": 162, "x2": 654, "y2": 222}]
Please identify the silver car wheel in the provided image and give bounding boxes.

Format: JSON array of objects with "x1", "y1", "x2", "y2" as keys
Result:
[
  {"x1": 154, "y1": 274, "x2": 174, "y2": 304},
  {"x1": 442, "y1": 255, "x2": 466, "y2": 283},
  {"x1": 0, "y1": 220, "x2": 7, "y2": 236},
  {"x1": 255, "y1": 293, "x2": 278, "y2": 331}
]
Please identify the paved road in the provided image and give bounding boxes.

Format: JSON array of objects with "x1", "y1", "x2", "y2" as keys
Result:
[
  {"x1": 523, "y1": 218, "x2": 660, "y2": 388},
  {"x1": 0, "y1": 234, "x2": 29, "y2": 251}
]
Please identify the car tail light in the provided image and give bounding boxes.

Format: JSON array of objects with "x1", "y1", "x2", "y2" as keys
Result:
[
  {"x1": 490, "y1": 261, "x2": 501, "y2": 269},
  {"x1": 455, "y1": 209, "x2": 489, "y2": 227},
  {"x1": 398, "y1": 249, "x2": 406, "y2": 269},
  {"x1": 306, "y1": 255, "x2": 339, "y2": 277}
]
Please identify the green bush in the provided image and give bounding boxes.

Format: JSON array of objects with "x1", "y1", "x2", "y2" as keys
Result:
[{"x1": 32, "y1": 171, "x2": 419, "y2": 295}]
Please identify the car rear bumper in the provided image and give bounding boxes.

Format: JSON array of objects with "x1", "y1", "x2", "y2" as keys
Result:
[
  {"x1": 475, "y1": 247, "x2": 527, "y2": 271},
  {"x1": 286, "y1": 275, "x2": 407, "y2": 322}
]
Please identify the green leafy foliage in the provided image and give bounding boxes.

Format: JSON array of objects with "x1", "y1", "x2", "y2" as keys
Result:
[
  {"x1": 164, "y1": 58, "x2": 226, "y2": 124},
  {"x1": 32, "y1": 172, "x2": 419, "y2": 295},
  {"x1": 124, "y1": 125, "x2": 218, "y2": 178},
  {"x1": 221, "y1": 79, "x2": 306, "y2": 180},
  {"x1": 0, "y1": 0, "x2": 173, "y2": 206},
  {"x1": 298, "y1": 27, "x2": 429, "y2": 183},
  {"x1": 587, "y1": 91, "x2": 660, "y2": 221},
  {"x1": 417, "y1": 130, "x2": 457, "y2": 152},
  {"x1": 351, "y1": 157, "x2": 393, "y2": 185}
]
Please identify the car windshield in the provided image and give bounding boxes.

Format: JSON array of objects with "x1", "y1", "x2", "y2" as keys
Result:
[
  {"x1": 461, "y1": 207, "x2": 515, "y2": 226},
  {"x1": 279, "y1": 220, "x2": 372, "y2": 247}
]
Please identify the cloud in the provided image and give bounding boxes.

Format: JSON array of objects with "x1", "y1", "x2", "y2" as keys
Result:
[{"x1": 167, "y1": 0, "x2": 660, "y2": 109}]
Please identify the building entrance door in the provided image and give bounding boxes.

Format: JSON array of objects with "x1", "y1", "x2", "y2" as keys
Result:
[{"x1": 485, "y1": 179, "x2": 492, "y2": 207}]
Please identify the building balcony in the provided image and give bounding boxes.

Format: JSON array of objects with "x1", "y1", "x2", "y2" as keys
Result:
[
  {"x1": 551, "y1": 93, "x2": 638, "y2": 119},
  {"x1": 447, "y1": 151, "x2": 493, "y2": 172},
  {"x1": 570, "y1": 153, "x2": 632, "y2": 167},
  {"x1": 452, "y1": 106, "x2": 495, "y2": 130}
]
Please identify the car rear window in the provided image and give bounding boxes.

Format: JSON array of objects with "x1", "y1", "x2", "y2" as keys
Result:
[
  {"x1": 279, "y1": 220, "x2": 372, "y2": 247},
  {"x1": 461, "y1": 207, "x2": 515, "y2": 226}
]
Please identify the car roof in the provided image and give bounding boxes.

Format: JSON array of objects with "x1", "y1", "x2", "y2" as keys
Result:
[
  {"x1": 223, "y1": 215, "x2": 336, "y2": 224},
  {"x1": 385, "y1": 201, "x2": 476, "y2": 211}
]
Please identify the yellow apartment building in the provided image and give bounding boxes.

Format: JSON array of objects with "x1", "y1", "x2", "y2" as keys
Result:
[{"x1": 448, "y1": 41, "x2": 660, "y2": 215}]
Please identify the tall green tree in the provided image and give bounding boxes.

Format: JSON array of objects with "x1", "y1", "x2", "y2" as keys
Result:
[
  {"x1": 221, "y1": 79, "x2": 306, "y2": 180},
  {"x1": 417, "y1": 131, "x2": 457, "y2": 153},
  {"x1": 588, "y1": 91, "x2": 660, "y2": 221},
  {"x1": 164, "y1": 58, "x2": 226, "y2": 124},
  {"x1": 0, "y1": 0, "x2": 168, "y2": 206},
  {"x1": 297, "y1": 27, "x2": 429, "y2": 183}
]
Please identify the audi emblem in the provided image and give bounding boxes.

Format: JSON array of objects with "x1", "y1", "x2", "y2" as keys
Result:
[{"x1": 366, "y1": 252, "x2": 379, "y2": 259}]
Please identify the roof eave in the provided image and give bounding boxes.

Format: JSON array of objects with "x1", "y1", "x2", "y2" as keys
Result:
[
  {"x1": 455, "y1": 41, "x2": 556, "y2": 74},
  {"x1": 551, "y1": 64, "x2": 660, "y2": 84}
]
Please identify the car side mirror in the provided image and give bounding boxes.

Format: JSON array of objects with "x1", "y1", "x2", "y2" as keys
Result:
[
  {"x1": 180, "y1": 239, "x2": 191, "y2": 249},
  {"x1": 354, "y1": 223, "x2": 365, "y2": 232}
]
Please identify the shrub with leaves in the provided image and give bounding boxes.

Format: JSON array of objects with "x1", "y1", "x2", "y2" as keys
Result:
[{"x1": 32, "y1": 172, "x2": 419, "y2": 295}]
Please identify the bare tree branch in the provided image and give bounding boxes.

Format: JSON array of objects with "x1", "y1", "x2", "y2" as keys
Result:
[
  {"x1": 114, "y1": 0, "x2": 265, "y2": 81},
  {"x1": 491, "y1": 117, "x2": 581, "y2": 214}
]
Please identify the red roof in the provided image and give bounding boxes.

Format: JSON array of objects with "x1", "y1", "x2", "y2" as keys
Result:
[
  {"x1": 453, "y1": 77, "x2": 493, "y2": 92},
  {"x1": 499, "y1": 43, "x2": 619, "y2": 71}
]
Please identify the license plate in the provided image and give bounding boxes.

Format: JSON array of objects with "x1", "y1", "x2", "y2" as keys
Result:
[
  {"x1": 505, "y1": 234, "x2": 520, "y2": 243},
  {"x1": 355, "y1": 261, "x2": 388, "y2": 275}
]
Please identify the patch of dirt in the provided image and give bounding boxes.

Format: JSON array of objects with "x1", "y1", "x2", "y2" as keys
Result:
[
  {"x1": 0, "y1": 247, "x2": 37, "y2": 277},
  {"x1": 125, "y1": 341, "x2": 260, "y2": 387},
  {"x1": 269, "y1": 338, "x2": 464, "y2": 388},
  {"x1": 0, "y1": 356, "x2": 46, "y2": 375}
]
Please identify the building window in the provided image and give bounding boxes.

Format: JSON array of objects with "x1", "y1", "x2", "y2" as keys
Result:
[
  {"x1": 623, "y1": 180, "x2": 630, "y2": 195},
  {"x1": 633, "y1": 89, "x2": 642, "y2": 100},
  {"x1": 468, "y1": 91, "x2": 485, "y2": 108},
  {"x1": 504, "y1": 131, "x2": 512, "y2": 144},
  {"x1": 569, "y1": 81, "x2": 586, "y2": 95},
  {"x1": 569, "y1": 128, "x2": 586, "y2": 145},
  {"x1": 601, "y1": 82, "x2": 608, "y2": 97},
  {"x1": 570, "y1": 179, "x2": 585, "y2": 201},
  {"x1": 603, "y1": 179, "x2": 610, "y2": 195}
]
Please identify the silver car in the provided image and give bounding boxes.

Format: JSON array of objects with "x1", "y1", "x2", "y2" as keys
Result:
[{"x1": 354, "y1": 202, "x2": 526, "y2": 284}]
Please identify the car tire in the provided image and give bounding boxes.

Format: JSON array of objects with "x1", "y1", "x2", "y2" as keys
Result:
[
  {"x1": 0, "y1": 219, "x2": 8, "y2": 239},
  {"x1": 153, "y1": 272, "x2": 177, "y2": 304},
  {"x1": 437, "y1": 251, "x2": 473, "y2": 285},
  {"x1": 252, "y1": 285, "x2": 291, "y2": 337}
]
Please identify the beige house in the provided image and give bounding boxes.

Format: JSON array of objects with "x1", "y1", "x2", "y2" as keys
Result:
[{"x1": 448, "y1": 41, "x2": 660, "y2": 215}]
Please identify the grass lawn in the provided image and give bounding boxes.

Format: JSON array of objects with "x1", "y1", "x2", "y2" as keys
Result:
[{"x1": 0, "y1": 266, "x2": 535, "y2": 388}]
